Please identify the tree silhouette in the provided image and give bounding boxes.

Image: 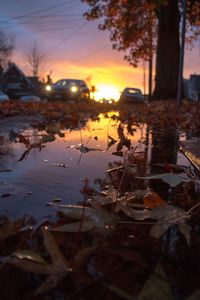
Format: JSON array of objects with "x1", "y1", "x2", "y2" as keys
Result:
[
  {"x1": 25, "y1": 42, "x2": 46, "y2": 78},
  {"x1": 0, "y1": 30, "x2": 15, "y2": 65},
  {"x1": 82, "y1": 0, "x2": 200, "y2": 100}
]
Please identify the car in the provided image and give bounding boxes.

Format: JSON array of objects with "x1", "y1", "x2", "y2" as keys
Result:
[
  {"x1": 119, "y1": 87, "x2": 145, "y2": 104},
  {"x1": 99, "y1": 98, "x2": 115, "y2": 104},
  {"x1": 0, "y1": 91, "x2": 9, "y2": 102},
  {"x1": 45, "y1": 79, "x2": 90, "y2": 102}
]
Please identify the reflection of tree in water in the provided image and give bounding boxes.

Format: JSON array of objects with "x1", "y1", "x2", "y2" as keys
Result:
[
  {"x1": 95, "y1": 122, "x2": 150, "y2": 194},
  {"x1": 0, "y1": 143, "x2": 15, "y2": 169},
  {"x1": 151, "y1": 127, "x2": 178, "y2": 168},
  {"x1": 149, "y1": 126, "x2": 179, "y2": 200},
  {"x1": 95, "y1": 153, "x2": 148, "y2": 194}
]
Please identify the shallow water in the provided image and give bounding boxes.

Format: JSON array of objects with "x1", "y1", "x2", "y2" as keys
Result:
[{"x1": 0, "y1": 111, "x2": 191, "y2": 222}]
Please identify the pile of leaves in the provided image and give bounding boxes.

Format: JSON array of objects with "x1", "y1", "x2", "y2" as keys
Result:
[{"x1": 0, "y1": 100, "x2": 200, "y2": 137}]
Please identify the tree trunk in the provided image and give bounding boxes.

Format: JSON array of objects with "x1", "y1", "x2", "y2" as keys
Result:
[{"x1": 153, "y1": 0, "x2": 180, "y2": 100}]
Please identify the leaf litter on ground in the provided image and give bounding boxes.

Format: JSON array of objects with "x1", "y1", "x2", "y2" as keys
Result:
[{"x1": 1, "y1": 101, "x2": 200, "y2": 298}]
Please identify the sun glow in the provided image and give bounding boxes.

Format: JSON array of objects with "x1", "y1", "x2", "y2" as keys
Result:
[{"x1": 93, "y1": 85, "x2": 121, "y2": 102}]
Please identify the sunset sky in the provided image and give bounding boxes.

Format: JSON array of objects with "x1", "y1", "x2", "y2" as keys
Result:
[{"x1": 0, "y1": 0, "x2": 200, "y2": 98}]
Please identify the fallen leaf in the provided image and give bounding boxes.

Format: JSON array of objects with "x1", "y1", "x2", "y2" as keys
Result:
[
  {"x1": 137, "y1": 263, "x2": 174, "y2": 300},
  {"x1": 12, "y1": 250, "x2": 47, "y2": 264},
  {"x1": 8, "y1": 227, "x2": 72, "y2": 295},
  {"x1": 137, "y1": 172, "x2": 186, "y2": 187},
  {"x1": 143, "y1": 191, "x2": 166, "y2": 208}
]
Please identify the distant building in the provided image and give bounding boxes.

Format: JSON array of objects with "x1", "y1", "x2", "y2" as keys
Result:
[
  {"x1": 184, "y1": 74, "x2": 200, "y2": 101},
  {"x1": 2, "y1": 62, "x2": 42, "y2": 99}
]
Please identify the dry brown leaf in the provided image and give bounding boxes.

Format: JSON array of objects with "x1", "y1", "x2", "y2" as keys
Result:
[{"x1": 143, "y1": 191, "x2": 167, "y2": 208}]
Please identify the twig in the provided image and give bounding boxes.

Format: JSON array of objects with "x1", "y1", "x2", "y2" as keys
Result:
[
  {"x1": 117, "y1": 218, "x2": 189, "y2": 225},
  {"x1": 115, "y1": 146, "x2": 138, "y2": 201},
  {"x1": 187, "y1": 201, "x2": 200, "y2": 215}
]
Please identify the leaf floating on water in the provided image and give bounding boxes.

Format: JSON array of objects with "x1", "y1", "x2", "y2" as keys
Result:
[
  {"x1": 137, "y1": 173, "x2": 185, "y2": 187},
  {"x1": 52, "y1": 163, "x2": 68, "y2": 168},
  {"x1": 12, "y1": 250, "x2": 47, "y2": 264},
  {"x1": 75, "y1": 144, "x2": 103, "y2": 153}
]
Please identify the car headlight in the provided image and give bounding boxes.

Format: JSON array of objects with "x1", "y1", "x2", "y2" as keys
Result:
[
  {"x1": 70, "y1": 86, "x2": 78, "y2": 93},
  {"x1": 45, "y1": 85, "x2": 52, "y2": 92}
]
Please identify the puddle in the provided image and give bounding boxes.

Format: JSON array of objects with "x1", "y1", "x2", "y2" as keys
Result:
[{"x1": 0, "y1": 111, "x2": 195, "y2": 222}]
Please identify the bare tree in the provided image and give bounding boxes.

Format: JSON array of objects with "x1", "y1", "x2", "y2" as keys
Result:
[
  {"x1": 0, "y1": 30, "x2": 15, "y2": 65},
  {"x1": 25, "y1": 42, "x2": 46, "y2": 78}
]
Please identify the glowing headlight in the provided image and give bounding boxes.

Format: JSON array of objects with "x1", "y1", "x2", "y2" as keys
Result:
[
  {"x1": 71, "y1": 86, "x2": 78, "y2": 93},
  {"x1": 45, "y1": 85, "x2": 52, "y2": 91}
]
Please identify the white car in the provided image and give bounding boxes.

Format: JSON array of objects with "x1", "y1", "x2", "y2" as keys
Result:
[{"x1": 0, "y1": 91, "x2": 9, "y2": 102}]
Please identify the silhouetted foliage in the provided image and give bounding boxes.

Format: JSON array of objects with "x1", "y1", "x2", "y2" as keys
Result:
[{"x1": 83, "y1": 0, "x2": 200, "y2": 99}]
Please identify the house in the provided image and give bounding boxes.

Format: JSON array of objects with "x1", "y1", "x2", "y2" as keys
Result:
[
  {"x1": 184, "y1": 74, "x2": 200, "y2": 101},
  {"x1": 2, "y1": 62, "x2": 42, "y2": 99}
]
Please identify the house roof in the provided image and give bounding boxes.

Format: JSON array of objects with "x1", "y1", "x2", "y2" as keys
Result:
[{"x1": 4, "y1": 62, "x2": 34, "y2": 87}]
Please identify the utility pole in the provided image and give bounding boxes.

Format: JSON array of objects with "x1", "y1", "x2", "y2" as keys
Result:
[
  {"x1": 148, "y1": 10, "x2": 153, "y2": 102},
  {"x1": 148, "y1": 57, "x2": 153, "y2": 101},
  {"x1": 177, "y1": 0, "x2": 187, "y2": 107}
]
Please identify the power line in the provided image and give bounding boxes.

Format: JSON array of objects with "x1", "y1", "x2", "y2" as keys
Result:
[
  {"x1": 15, "y1": 28, "x2": 100, "y2": 49},
  {"x1": 0, "y1": 0, "x2": 79, "y2": 24},
  {"x1": 69, "y1": 44, "x2": 110, "y2": 64},
  {"x1": 0, "y1": 1, "x2": 83, "y2": 31},
  {"x1": 45, "y1": 21, "x2": 89, "y2": 57}
]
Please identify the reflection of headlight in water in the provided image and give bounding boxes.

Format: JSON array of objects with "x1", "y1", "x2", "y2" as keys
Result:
[
  {"x1": 70, "y1": 86, "x2": 78, "y2": 93},
  {"x1": 45, "y1": 85, "x2": 52, "y2": 91}
]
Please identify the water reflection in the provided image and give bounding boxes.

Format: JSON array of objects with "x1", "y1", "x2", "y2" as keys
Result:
[
  {"x1": 0, "y1": 143, "x2": 15, "y2": 170},
  {"x1": 0, "y1": 111, "x2": 191, "y2": 222},
  {"x1": 150, "y1": 126, "x2": 178, "y2": 168}
]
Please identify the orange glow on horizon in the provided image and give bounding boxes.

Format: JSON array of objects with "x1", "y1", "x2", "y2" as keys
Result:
[
  {"x1": 50, "y1": 61, "x2": 146, "y2": 95},
  {"x1": 93, "y1": 84, "x2": 120, "y2": 101},
  {"x1": 14, "y1": 53, "x2": 148, "y2": 95}
]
